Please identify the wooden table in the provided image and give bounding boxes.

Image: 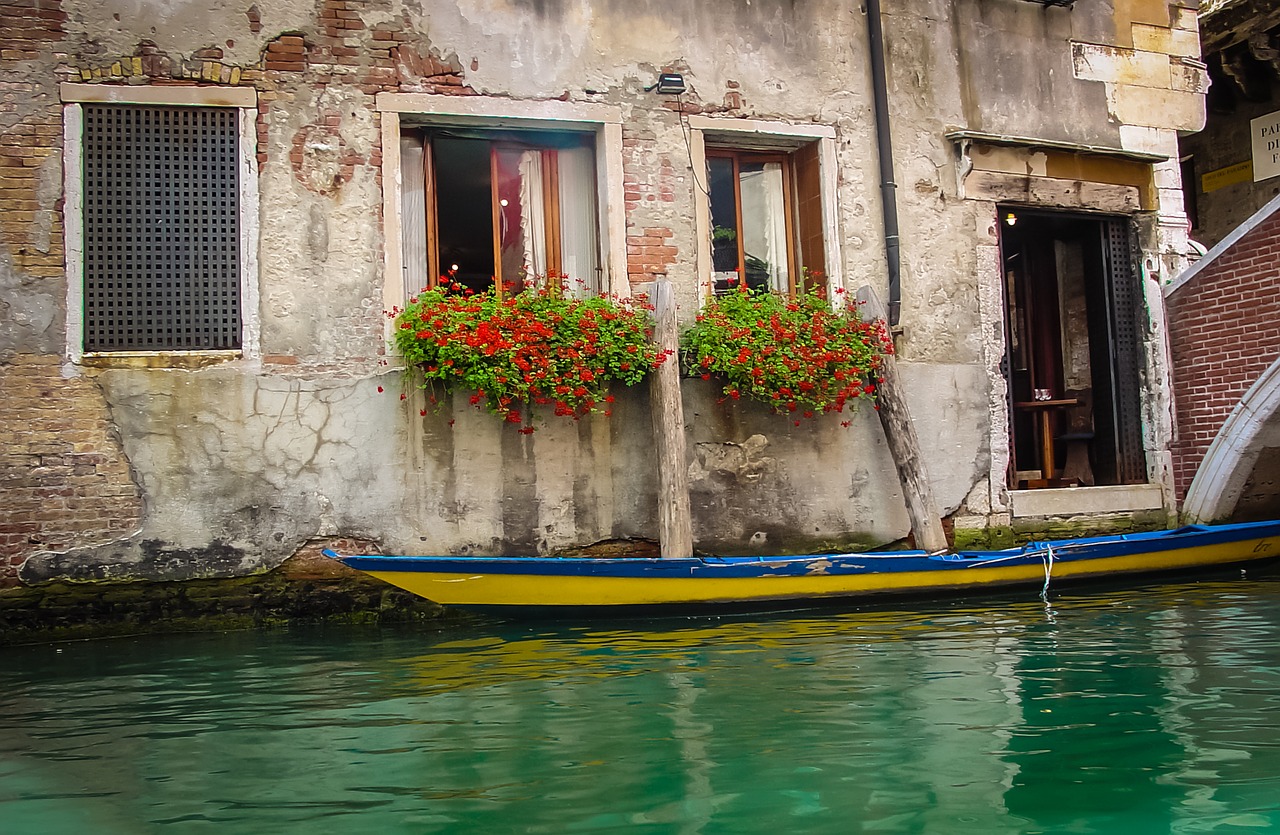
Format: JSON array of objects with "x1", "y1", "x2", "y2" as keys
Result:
[{"x1": 1013, "y1": 398, "x2": 1079, "y2": 483}]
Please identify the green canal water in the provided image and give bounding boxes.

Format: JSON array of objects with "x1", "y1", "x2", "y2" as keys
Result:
[{"x1": 3, "y1": 578, "x2": 1280, "y2": 834}]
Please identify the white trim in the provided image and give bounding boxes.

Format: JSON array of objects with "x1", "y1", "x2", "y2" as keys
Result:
[
  {"x1": 686, "y1": 115, "x2": 836, "y2": 141},
  {"x1": 60, "y1": 82, "x2": 256, "y2": 108},
  {"x1": 381, "y1": 110, "x2": 403, "y2": 339},
  {"x1": 239, "y1": 106, "x2": 261, "y2": 361},
  {"x1": 377, "y1": 96, "x2": 627, "y2": 303},
  {"x1": 686, "y1": 116, "x2": 843, "y2": 300},
  {"x1": 62, "y1": 103, "x2": 84, "y2": 363},
  {"x1": 1183, "y1": 355, "x2": 1280, "y2": 523},
  {"x1": 599, "y1": 122, "x2": 628, "y2": 299},
  {"x1": 1166, "y1": 190, "x2": 1280, "y2": 297},
  {"x1": 375, "y1": 93, "x2": 621, "y2": 125},
  {"x1": 62, "y1": 95, "x2": 259, "y2": 363},
  {"x1": 1010, "y1": 484, "x2": 1166, "y2": 518}
]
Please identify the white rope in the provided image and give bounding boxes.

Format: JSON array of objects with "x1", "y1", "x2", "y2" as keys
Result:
[{"x1": 1040, "y1": 543, "x2": 1055, "y2": 601}]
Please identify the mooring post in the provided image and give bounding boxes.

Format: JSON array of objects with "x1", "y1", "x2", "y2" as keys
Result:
[
  {"x1": 857, "y1": 285, "x2": 949, "y2": 553},
  {"x1": 649, "y1": 279, "x2": 694, "y2": 559}
]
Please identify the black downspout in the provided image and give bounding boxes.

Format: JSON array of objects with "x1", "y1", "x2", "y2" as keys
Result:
[{"x1": 864, "y1": 0, "x2": 901, "y2": 327}]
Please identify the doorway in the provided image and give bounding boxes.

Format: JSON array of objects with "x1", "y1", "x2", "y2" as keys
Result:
[{"x1": 998, "y1": 208, "x2": 1147, "y2": 489}]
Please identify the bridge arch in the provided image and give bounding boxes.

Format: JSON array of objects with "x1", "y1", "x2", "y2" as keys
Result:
[{"x1": 1183, "y1": 355, "x2": 1280, "y2": 523}]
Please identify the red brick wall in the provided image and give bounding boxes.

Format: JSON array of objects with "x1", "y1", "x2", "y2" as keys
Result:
[{"x1": 1167, "y1": 207, "x2": 1280, "y2": 500}]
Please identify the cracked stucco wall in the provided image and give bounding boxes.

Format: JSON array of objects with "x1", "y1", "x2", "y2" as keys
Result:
[{"x1": 0, "y1": 0, "x2": 1204, "y2": 585}]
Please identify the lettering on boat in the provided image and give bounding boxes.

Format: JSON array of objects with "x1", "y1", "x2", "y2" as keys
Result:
[{"x1": 1254, "y1": 540, "x2": 1272, "y2": 553}]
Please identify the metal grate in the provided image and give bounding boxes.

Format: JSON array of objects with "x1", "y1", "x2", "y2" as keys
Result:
[
  {"x1": 83, "y1": 105, "x2": 241, "y2": 352},
  {"x1": 1104, "y1": 218, "x2": 1147, "y2": 484}
]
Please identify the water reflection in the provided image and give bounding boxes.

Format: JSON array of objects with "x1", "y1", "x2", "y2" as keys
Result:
[{"x1": 2, "y1": 580, "x2": 1280, "y2": 832}]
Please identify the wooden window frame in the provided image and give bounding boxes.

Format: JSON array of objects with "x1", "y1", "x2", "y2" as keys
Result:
[
  {"x1": 415, "y1": 132, "x2": 592, "y2": 299},
  {"x1": 706, "y1": 149, "x2": 801, "y2": 296},
  {"x1": 685, "y1": 117, "x2": 839, "y2": 305}
]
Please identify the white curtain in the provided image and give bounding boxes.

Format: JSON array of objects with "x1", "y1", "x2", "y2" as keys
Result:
[
  {"x1": 518, "y1": 150, "x2": 546, "y2": 283},
  {"x1": 739, "y1": 162, "x2": 789, "y2": 293},
  {"x1": 399, "y1": 136, "x2": 428, "y2": 297},
  {"x1": 557, "y1": 145, "x2": 600, "y2": 296}
]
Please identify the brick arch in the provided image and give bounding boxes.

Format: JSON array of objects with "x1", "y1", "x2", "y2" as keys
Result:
[{"x1": 1183, "y1": 355, "x2": 1280, "y2": 522}]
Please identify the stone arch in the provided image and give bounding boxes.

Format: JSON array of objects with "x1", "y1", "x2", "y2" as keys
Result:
[{"x1": 1184, "y1": 355, "x2": 1280, "y2": 522}]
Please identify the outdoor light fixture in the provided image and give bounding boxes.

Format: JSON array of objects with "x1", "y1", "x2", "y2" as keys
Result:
[{"x1": 646, "y1": 73, "x2": 686, "y2": 95}]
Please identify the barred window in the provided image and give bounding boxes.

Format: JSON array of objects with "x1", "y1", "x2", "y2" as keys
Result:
[{"x1": 82, "y1": 104, "x2": 241, "y2": 352}]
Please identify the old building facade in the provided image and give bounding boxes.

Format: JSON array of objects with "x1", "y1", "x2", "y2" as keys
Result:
[{"x1": 1, "y1": 0, "x2": 1207, "y2": 601}]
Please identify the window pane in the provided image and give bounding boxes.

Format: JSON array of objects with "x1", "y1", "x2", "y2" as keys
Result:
[
  {"x1": 433, "y1": 137, "x2": 494, "y2": 293},
  {"x1": 739, "y1": 161, "x2": 789, "y2": 294},
  {"x1": 708, "y1": 156, "x2": 739, "y2": 293},
  {"x1": 557, "y1": 145, "x2": 600, "y2": 296},
  {"x1": 495, "y1": 147, "x2": 539, "y2": 294},
  {"x1": 400, "y1": 136, "x2": 428, "y2": 296}
]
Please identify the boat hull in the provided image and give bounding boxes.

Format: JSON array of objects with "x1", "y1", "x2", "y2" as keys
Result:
[{"x1": 326, "y1": 521, "x2": 1280, "y2": 612}]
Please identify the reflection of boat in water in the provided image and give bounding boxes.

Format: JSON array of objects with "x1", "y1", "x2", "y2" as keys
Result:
[{"x1": 324, "y1": 520, "x2": 1280, "y2": 614}]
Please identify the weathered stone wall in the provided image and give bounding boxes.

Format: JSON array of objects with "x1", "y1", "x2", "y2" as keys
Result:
[
  {"x1": 1179, "y1": 2, "x2": 1280, "y2": 249},
  {"x1": 1181, "y1": 83, "x2": 1280, "y2": 249},
  {"x1": 0, "y1": 0, "x2": 1205, "y2": 609}
]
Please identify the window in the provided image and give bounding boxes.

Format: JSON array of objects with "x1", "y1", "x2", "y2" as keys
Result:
[
  {"x1": 62, "y1": 83, "x2": 257, "y2": 362},
  {"x1": 378, "y1": 96, "x2": 625, "y2": 315},
  {"x1": 688, "y1": 117, "x2": 838, "y2": 298},
  {"x1": 401, "y1": 129, "x2": 600, "y2": 296},
  {"x1": 82, "y1": 104, "x2": 241, "y2": 351}
]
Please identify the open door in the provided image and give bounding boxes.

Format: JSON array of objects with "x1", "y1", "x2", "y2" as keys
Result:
[{"x1": 999, "y1": 208, "x2": 1147, "y2": 490}]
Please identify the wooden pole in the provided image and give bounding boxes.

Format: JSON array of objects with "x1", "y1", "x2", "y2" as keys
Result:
[
  {"x1": 857, "y1": 285, "x2": 949, "y2": 553},
  {"x1": 649, "y1": 279, "x2": 694, "y2": 559}
]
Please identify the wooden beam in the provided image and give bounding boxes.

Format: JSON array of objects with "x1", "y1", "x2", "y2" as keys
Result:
[
  {"x1": 857, "y1": 285, "x2": 949, "y2": 553},
  {"x1": 649, "y1": 280, "x2": 693, "y2": 558}
]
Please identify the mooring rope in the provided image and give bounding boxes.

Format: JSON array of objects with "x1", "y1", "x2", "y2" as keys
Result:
[{"x1": 1040, "y1": 542, "x2": 1055, "y2": 601}]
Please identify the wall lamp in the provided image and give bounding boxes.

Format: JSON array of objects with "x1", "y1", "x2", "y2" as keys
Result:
[{"x1": 646, "y1": 73, "x2": 686, "y2": 95}]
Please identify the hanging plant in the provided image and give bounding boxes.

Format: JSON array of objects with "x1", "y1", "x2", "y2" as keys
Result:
[
  {"x1": 681, "y1": 283, "x2": 893, "y2": 422},
  {"x1": 391, "y1": 277, "x2": 667, "y2": 429}
]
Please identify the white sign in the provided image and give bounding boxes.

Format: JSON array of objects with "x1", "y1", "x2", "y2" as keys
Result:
[{"x1": 1251, "y1": 109, "x2": 1280, "y2": 182}]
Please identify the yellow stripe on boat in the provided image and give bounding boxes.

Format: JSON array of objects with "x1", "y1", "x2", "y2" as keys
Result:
[{"x1": 365, "y1": 537, "x2": 1275, "y2": 608}]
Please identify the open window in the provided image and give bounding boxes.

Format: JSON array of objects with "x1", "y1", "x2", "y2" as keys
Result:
[
  {"x1": 706, "y1": 144, "x2": 824, "y2": 295},
  {"x1": 400, "y1": 129, "x2": 600, "y2": 297},
  {"x1": 999, "y1": 208, "x2": 1148, "y2": 489},
  {"x1": 687, "y1": 117, "x2": 838, "y2": 299}
]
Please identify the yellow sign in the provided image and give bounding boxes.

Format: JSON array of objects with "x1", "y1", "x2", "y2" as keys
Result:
[{"x1": 1202, "y1": 160, "x2": 1253, "y2": 193}]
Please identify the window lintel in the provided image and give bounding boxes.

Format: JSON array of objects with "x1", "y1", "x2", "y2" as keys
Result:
[
  {"x1": 376, "y1": 93, "x2": 621, "y2": 129},
  {"x1": 60, "y1": 82, "x2": 256, "y2": 108}
]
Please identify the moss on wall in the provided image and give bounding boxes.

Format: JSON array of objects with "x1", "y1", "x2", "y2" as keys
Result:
[
  {"x1": 0, "y1": 559, "x2": 452, "y2": 646},
  {"x1": 952, "y1": 510, "x2": 1169, "y2": 551}
]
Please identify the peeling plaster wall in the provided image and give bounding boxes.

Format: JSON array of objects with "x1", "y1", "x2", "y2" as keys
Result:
[{"x1": 0, "y1": 0, "x2": 1204, "y2": 587}]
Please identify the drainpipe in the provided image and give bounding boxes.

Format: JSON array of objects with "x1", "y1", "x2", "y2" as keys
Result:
[{"x1": 864, "y1": 0, "x2": 901, "y2": 327}]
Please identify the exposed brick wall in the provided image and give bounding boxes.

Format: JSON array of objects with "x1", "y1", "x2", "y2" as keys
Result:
[
  {"x1": 1167, "y1": 208, "x2": 1280, "y2": 500},
  {"x1": 627, "y1": 226, "x2": 677, "y2": 285},
  {"x1": 0, "y1": 113, "x2": 63, "y2": 280},
  {"x1": 0, "y1": 1, "x2": 65, "y2": 286},
  {"x1": 0, "y1": 358, "x2": 143, "y2": 587},
  {"x1": 0, "y1": 0, "x2": 485, "y2": 588},
  {"x1": 622, "y1": 124, "x2": 680, "y2": 287}
]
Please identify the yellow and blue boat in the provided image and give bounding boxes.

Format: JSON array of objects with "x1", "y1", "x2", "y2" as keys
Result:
[{"x1": 325, "y1": 520, "x2": 1280, "y2": 614}]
